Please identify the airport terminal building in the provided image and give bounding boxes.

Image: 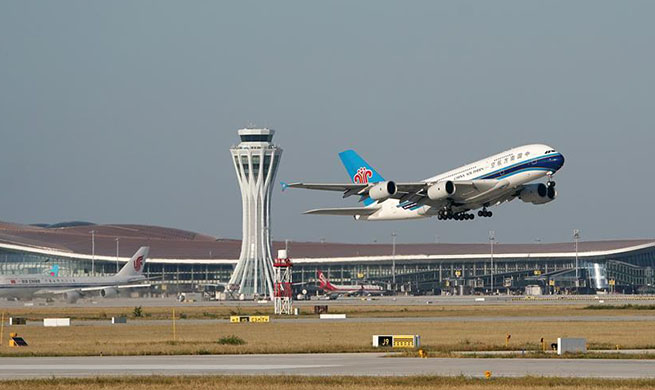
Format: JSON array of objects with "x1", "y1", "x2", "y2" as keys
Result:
[{"x1": 0, "y1": 221, "x2": 654, "y2": 295}]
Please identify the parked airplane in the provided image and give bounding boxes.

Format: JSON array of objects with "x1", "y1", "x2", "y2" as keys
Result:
[
  {"x1": 283, "y1": 144, "x2": 564, "y2": 220},
  {"x1": 0, "y1": 247, "x2": 150, "y2": 303},
  {"x1": 317, "y1": 270, "x2": 385, "y2": 296}
]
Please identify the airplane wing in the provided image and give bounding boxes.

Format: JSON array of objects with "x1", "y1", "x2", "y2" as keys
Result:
[
  {"x1": 304, "y1": 207, "x2": 380, "y2": 216},
  {"x1": 285, "y1": 179, "x2": 510, "y2": 206},
  {"x1": 284, "y1": 181, "x2": 427, "y2": 200},
  {"x1": 36, "y1": 284, "x2": 151, "y2": 295},
  {"x1": 284, "y1": 182, "x2": 367, "y2": 192}
]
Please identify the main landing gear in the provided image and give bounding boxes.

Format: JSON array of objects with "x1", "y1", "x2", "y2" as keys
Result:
[
  {"x1": 437, "y1": 209, "x2": 475, "y2": 221},
  {"x1": 477, "y1": 208, "x2": 493, "y2": 218}
]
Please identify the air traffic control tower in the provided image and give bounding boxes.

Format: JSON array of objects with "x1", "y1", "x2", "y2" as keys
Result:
[{"x1": 229, "y1": 128, "x2": 282, "y2": 297}]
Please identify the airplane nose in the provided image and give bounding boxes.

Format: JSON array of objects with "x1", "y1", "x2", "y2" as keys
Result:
[{"x1": 555, "y1": 154, "x2": 565, "y2": 170}]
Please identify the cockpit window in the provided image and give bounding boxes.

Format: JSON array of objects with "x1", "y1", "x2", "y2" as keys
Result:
[{"x1": 544, "y1": 149, "x2": 556, "y2": 154}]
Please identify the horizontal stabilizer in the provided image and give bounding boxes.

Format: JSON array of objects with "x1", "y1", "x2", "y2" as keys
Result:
[{"x1": 304, "y1": 207, "x2": 379, "y2": 216}]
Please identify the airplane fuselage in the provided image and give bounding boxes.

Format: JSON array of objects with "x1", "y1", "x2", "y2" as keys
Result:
[{"x1": 0, "y1": 275, "x2": 145, "y2": 299}]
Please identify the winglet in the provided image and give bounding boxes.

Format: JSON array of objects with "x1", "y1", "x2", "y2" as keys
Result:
[{"x1": 280, "y1": 181, "x2": 289, "y2": 192}]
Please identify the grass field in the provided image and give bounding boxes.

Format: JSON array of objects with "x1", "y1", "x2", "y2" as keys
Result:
[
  {"x1": 0, "y1": 318, "x2": 653, "y2": 356},
  {"x1": 3, "y1": 376, "x2": 655, "y2": 390},
  {"x1": 0, "y1": 303, "x2": 653, "y2": 357}
]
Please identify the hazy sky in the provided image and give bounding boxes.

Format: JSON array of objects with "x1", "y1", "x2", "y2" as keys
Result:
[{"x1": 1, "y1": 1, "x2": 654, "y2": 245}]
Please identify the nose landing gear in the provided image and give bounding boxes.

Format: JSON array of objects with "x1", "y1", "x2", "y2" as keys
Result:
[{"x1": 546, "y1": 172, "x2": 556, "y2": 188}]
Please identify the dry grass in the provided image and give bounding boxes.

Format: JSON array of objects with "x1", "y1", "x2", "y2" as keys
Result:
[
  {"x1": 1, "y1": 319, "x2": 654, "y2": 357},
  {"x1": 3, "y1": 375, "x2": 655, "y2": 390},
  {"x1": 1, "y1": 303, "x2": 654, "y2": 321}
]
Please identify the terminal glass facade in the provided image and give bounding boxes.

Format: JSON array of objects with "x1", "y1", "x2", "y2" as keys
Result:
[{"x1": 1, "y1": 245, "x2": 654, "y2": 293}]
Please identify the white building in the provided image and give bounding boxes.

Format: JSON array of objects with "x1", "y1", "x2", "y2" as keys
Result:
[{"x1": 229, "y1": 128, "x2": 282, "y2": 297}]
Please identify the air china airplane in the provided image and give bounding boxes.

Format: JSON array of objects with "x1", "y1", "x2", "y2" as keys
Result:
[
  {"x1": 0, "y1": 247, "x2": 150, "y2": 303},
  {"x1": 317, "y1": 270, "x2": 384, "y2": 296},
  {"x1": 283, "y1": 144, "x2": 564, "y2": 221}
]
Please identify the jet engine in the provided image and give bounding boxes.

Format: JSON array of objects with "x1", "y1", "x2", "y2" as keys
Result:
[
  {"x1": 519, "y1": 183, "x2": 557, "y2": 205},
  {"x1": 368, "y1": 181, "x2": 397, "y2": 201},
  {"x1": 100, "y1": 287, "x2": 119, "y2": 298},
  {"x1": 64, "y1": 291, "x2": 82, "y2": 304},
  {"x1": 427, "y1": 181, "x2": 456, "y2": 201}
]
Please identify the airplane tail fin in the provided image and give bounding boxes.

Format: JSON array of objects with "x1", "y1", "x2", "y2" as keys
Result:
[
  {"x1": 338, "y1": 150, "x2": 385, "y2": 206},
  {"x1": 116, "y1": 247, "x2": 149, "y2": 279},
  {"x1": 49, "y1": 264, "x2": 60, "y2": 277},
  {"x1": 317, "y1": 270, "x2": 336, "y2": 291}
]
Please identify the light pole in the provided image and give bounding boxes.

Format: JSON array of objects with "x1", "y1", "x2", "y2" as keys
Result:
[
  {"x1": 90, "y1": 230, "x2": 96, "y2": 275},
  {"x1": 391, "y1": 232, "x2": 397, "y2": 287},
  {"x1": 115, "y1": 238, "x2": 120, "y2": 273},
  {"x1": 489, "y1": 230, "x2": 495, "y2": 294},
  {"x1": 573, "y1": 229, "x2": 580, "y2": 283}
]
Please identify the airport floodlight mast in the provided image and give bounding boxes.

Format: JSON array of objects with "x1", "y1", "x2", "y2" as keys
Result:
[
  {"x1": 391, "y1": 232, "x2": 397, "y2": 286},
  {"x1": 489, "y1": 230, "x2": 495, "y2": 293},
  {"x1": 229, "y1": 128, "x2": 283, "y2": 298},
  {"x1": 90, "y1": 230, "x2": 96, "y2": 275},
  {"x1": 273, "y1": 249, "x2": 293, "y2": 315},
  {"x1": 573, "y1": 229, "x2": 581, "y2": 282}
]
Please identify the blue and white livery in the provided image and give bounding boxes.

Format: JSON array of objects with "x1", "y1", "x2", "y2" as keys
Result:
[{"x1": 283, "y1": 144, "x2": 565, "y2": 221}]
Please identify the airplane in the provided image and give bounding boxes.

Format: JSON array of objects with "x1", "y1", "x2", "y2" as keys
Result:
[
  {"x1": 0, "y1": 247, "x2": 150, "y2": 303},
  {"x1": 317, "y1": 270, "x2": 385, "y2": 297},
  {"x1": 282, "y1": 144, "x2": 564, "y2": 221}
]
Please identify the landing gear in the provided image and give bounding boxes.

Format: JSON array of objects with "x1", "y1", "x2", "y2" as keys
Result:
[
  {"x1": 438, "y1": 208, "x2": 475, "y2": 221},
  {"x1": 477, "y1": 208, "x2": 493, "y2": 218},
  {"x1": 546, "y1": 172, "x2": 556, "y2": 188}
]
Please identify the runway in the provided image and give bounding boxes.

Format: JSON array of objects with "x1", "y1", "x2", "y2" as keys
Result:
[
  {"x1": 1, "y1": 353, "x2": 655, "y2": 379},
  {"x1": 3, "y1": 294, "x2": 655, "y2": 308},
  {"x1": 21, "y1": 314, "x2": 653, "y2": 327}
]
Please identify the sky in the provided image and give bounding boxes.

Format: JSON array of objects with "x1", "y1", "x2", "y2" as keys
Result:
[{"x1": 1, "y1": 1, "x2": 654, "y2": 245}]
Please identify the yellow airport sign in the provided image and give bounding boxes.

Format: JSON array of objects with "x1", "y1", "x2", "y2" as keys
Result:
[
  {"x1": 230, "y1": 315, "x2": 270, "y2": 323},
  {"x1": 393, "y1": 335, "x2": 417, "y2": 348}
]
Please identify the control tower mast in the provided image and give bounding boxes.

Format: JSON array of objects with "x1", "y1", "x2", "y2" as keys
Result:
[{"x1": 229, "y1": 128, "x2": 282, "y2": 298}]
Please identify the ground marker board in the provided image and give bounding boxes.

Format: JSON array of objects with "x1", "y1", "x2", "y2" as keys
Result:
[
  {"x1": 372, "y1": 335, "x2": 420, "y2": 348},
  {"x1": 230, "y1": 316, "x2": 270, "y2": 323}
]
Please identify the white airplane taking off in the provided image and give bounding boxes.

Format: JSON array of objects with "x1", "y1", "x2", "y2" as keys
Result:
[
  {"x1": 0, "y1": 247, "x2": 150, "y2": 303},
  {"x1": 282, "y1": 144, "x2": 564, "y2": 221}
]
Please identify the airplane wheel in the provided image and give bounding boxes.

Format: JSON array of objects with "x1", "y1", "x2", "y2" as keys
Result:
[
  {"x1": 478, "y1": 211, "x2": 483, "y2": 217},
  {"x1": 470, "y1": 214, "x2": 475, "y2": 220},
  {"x1": 488, "y1": 211, "x2": 493, "y2": 217}
]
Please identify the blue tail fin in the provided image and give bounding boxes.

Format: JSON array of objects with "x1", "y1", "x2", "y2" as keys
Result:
[{"x1": 338, "y1": 150, "x2": 385, "y2": 206}]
